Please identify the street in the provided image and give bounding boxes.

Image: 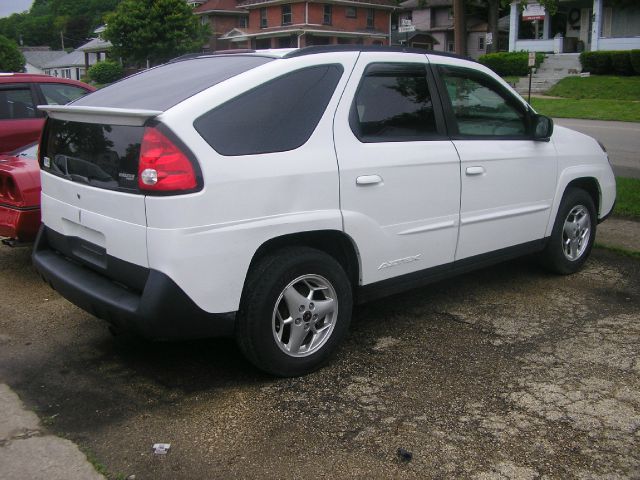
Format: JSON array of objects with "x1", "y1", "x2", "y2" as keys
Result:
[
  {"x1": 554, "y1": 118, "x2": 640, "y2": 179},
  {"x1": 0, "y1": 241, "x2": 638, "y2": 479}
]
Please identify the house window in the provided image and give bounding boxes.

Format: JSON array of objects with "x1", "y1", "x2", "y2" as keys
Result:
[
  {"x1": 346, "y1": 6, "x2": 356, "y2": 18},
  {"x1": 478, "y1": 36, "x2": 485, "y2": 50},
  {"x1": 201, "y1": 15, "x2": 208, "y2": 26},
  {"x1": 281, "y1": 4, "x2": 292, "y2": 25},
  {"x1": 238, "y1": 16, "x2": 248, "y2": 28},
  {"x1": 323, "y1": 5, "x2": 332, "y2": 25},
  {"x1": 447, "y1": 41, "x2": 455, "y2": 52},
  {"x1": 260, "y1": 8, "x2": 267, "y2": 28},
  {"x1": 366, "y1": 8, "x2": 374, "y2": 29}
]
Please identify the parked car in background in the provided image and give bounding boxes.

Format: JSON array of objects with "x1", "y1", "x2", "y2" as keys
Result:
[
  {"x1": 33, "y1": 46, "x2": 616, "y2": 377},
  {"x1": 0, "y1": 74, "x2": 94, "y2": 153},
  {"x1": 0, "y1": 143, "x2": 40, "y2": 244}
]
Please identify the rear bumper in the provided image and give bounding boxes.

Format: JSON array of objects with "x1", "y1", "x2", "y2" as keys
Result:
[
  {"x1": 32, "y1": 226, "x2": 236, "y2": 340},
  {"x1": 0, "y1": 204, "x2": 39, "y2": 241}
]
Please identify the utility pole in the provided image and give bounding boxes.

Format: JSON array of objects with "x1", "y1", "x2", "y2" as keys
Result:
[
  {"x1": 60, "y1": 31, "x2": 65, "y2": 50},
  {"x1": 453, "y1": 0, "x2": 466, "y2": 56},
  {"x1": 487, "y1": 0, "x2": 499, "y2": 54}
]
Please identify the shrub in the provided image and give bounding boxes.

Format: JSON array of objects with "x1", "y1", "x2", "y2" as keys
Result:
[
  {"x1": 610, "y1": 51, "x2": 634, "y2": 75},
  {"x1": 580, "y1": 51, "x2": 611, "y2": 74},
  {"x1": 629, "y1": 50, "x2": 640, "y2": 75},
  {"x1": 87, "y1": 60, "x2": 124, "y2": 84},
  {"x1": 0, "y1": 34, "x2": 25, "y2": 72},
  {"x1": 478, "y1": 51, "x2": 544, "y2": 77}
]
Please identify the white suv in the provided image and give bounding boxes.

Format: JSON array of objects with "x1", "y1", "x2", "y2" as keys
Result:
[{"x1": 33, "y1": 46, "x2": 616, "y2": 376}]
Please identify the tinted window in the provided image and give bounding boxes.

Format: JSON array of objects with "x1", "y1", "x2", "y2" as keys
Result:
[
  {"x1": 350, "y1": 63, "x2": 438, "y2": 142},
  {"x1": 439, "y1": 66, "x2": 527, "y2": 137},
  {"x1": 195, "y1": 64, "x2": 343, "y2": 156},
  {"x1": 72, "y1": 56, "x2": 274, "y2": 111},
  {"x1": 40, "y1": 83, "x2": 89, "y2": 105},
  {"x1": 41, "y1": 118, "x2": 143, "y2": 192},
  {"x1": 0, "y1": 87, "x2": 37, "y2": 119}
]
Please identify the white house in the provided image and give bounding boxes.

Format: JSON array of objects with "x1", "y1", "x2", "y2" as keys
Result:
[
  {"x1": 21, "y1": 49, "x2": 66, "y2": 75},
  {"x1": 43, "y1": 50, "x2": 94, "y2": 81},
  {"x1": 509, "y1": 0, "x2": 640, "y2": 53}
]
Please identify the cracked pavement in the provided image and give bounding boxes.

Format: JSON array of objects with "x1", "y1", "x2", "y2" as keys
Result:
[{"x1": 0, "y1": 245, "x2": 638, "y2": 479}]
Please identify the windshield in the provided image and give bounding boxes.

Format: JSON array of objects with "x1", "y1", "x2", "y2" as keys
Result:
[{"x1": 72, "y1": 55, "x2": 274, "y2": 111}]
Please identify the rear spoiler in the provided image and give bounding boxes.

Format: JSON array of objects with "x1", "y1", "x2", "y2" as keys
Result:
[{"x1": 38, "y1": 105, "x2": 162, "y2": 127}]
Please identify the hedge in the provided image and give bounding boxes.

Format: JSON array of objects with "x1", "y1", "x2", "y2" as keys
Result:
[
  {"x1": 478, "y1": 51, "x2": 545, "y2": 77},
  {"x1": 580, "y1": 51, "x2": 638, "y2": 75},
  {"x1": 630, "y1": 50, "x2": 640, "y2": 75},
  {"x1": 87, "y1": 60, "x2": 124, "y2": 84}
]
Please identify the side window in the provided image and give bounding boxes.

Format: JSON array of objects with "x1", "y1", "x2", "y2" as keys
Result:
[
  {"x1": 0, "y1": 86, "x2": 38, "y2": 120},
  {"x1": 438, "y1": 66, "x2": 527, "y2": 137},
  {"x1": 194, "y1": 64, "x2": 343, "y2": 156},
  {"x1": 350, "y1": 63, "x2": 438, "y2": 142},
  {"x1": 40, "y1": 84, "x2": 89, "y2": 105}
]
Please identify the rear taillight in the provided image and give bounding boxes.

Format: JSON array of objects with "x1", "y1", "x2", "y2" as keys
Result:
[
  {"x1": 138, "y1": 127, "x2": 197, "y2": 193},
  {"x1": 0, "y1": 174, "x2": 22, "y2": 203}
]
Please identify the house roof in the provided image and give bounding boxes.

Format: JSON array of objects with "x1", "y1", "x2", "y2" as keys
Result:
[
  {"x1": 44, "y1": 50, "x2": 88, "y2": 68},
  {"x1": 220, "y1": 24, "x2": 389, "y2": 39},
  {"x1": 238, "y1": 0, "x2": 396, "y2": 9},
  {"x1": 194, "y1": 0, "x2": 247, "y2": 13},
  {"x1": 77, "y1": 37, "x2": 112, "y2": 53},
  {"x1": 22, "y1": 50, "x2": 67, "y2": 69},
  {"x1": 400, "y1": 0, "x2": 451, "y2": 8}
]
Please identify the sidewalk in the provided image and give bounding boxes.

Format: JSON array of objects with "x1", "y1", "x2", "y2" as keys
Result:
[
  {"x1": 0, "y1": 384, "x2": 103, "y2": 480},
  {"x1": 596, "y1": 216, "x2": 640, "y2": 253}
]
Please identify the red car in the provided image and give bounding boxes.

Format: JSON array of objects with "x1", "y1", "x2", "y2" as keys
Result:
[
  {"x1": 0, "y1": 74, "x2": 95, "y2": 153},
  {"x1": 0, "y1": 143, "x2": 40, "y2": 244}
]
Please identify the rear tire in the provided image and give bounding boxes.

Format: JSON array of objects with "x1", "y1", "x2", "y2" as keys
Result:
[
  {"x1": 236, "y1": 247, "x2": 352, "y2": 377},
  {"x1": 540, "y1": 188, "x2": 596, "y2": 274}
]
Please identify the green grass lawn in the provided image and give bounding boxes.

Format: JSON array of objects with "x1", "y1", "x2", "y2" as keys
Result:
[
  {"x1": 547, "y1": 75, "x2": 640, "y2": 100},
  {"x1": 530, "y1": 97, "x2": 640, "y2": 122},
  {"x1": 531, "y1": 75, "x2": 640, "y2": 122},
  {"x1": 615, "y1": 177, "x2": 640, "y2": 218}
]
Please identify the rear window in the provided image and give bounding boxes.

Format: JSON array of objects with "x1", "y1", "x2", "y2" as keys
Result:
[
  {"x1": 40, "y1": 118, "x2": 143, "y2": 193},
  {"x1": 72, "y1": 55, "x2": 274, "y2": 111}
]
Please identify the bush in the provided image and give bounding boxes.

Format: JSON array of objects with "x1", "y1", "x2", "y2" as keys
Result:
[
  {"x1": 580, "y1": 51, "x2": 611, "y2": 74},
  {"x1": 87, "y1": 60, "x2": 124, "y2": 84},
  {"x1": 610, "y1": 51, "x2": 634, "y2": 75},
  {"x1": 478, "y1": 51, "x2": 545, "y2": 77},
  {"x1": 629, "y1": 50, "x2": 640, "y2": 75},
  {"x1": 0, "y1": 34, "x2": 25, "y2": 72}
]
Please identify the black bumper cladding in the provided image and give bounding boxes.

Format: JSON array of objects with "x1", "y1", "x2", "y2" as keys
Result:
[{"x1": 32, "y1": 226, "x2": 235, "y2": 340}]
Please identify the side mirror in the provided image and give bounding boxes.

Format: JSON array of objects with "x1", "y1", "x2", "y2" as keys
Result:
[{"x1": 532, "y1": 114, "x2": 553, "y2": 141}]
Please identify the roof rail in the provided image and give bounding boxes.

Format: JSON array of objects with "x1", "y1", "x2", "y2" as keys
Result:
[{"x1": 283, "y1": 45, "x2": 476, "y2": 62}]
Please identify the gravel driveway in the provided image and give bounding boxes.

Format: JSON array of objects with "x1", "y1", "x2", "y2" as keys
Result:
[{"x1": 0, "y1": 245, "x2": 638, "y2": 479}]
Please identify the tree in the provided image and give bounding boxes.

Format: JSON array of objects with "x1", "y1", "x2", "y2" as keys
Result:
[
  {"x1": 453, "y1": 0, "x2": 467, "y2": 56},
  {"x1": 0, "y1": 34, "x2": 25, "y2": 72},
  {"x1": 103, "y1": 0, "x2": 210, "y2": 67}
]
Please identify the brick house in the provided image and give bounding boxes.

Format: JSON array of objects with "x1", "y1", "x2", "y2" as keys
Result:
[
  {"x1": 193, "y1": 0, "x2": 251, "y2": 51},
  {"x1": 199, "y1": 0, "x2": 396, "y2": 50}
]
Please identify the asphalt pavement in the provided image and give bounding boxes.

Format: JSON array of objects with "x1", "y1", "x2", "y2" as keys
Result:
[{"x1": 554, "y1": 118, "x2": 640, "y2": 179}]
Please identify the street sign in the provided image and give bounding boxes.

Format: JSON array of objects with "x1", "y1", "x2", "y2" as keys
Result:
[
  {"x1": 401, "y1": 18, "x2": 413, "y2": 26},
  {"x1": 528, "y1": 52, "x2": 536, "y2": 67},
  {"x1": 523, "y1": 3, "x2": 545, "y2": 21},
  {"x1": 486, "y1": 32, "x2": 493, "y2": 45},
  {"x1": 399, "y1": 25, "x2": 416, "y2": 33}
]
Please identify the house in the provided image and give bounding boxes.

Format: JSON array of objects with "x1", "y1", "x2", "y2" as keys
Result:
[
  {"x1": 77, "y1": 29, "x2": 113, "y2": 72},
  {"x1": 508, "y1": 0, "x2": 640, "y2": 53},
  {"x1": 20, "y1": 48, "x2": 67, "y2": 75},
  {"x1": 209, "y1": 0, "x2": 396, "y2": 49},
  {"x1": 193, "y1": 0, "x2": 250, "y2": 51},
  {"x1": 43, "y1": 50, "x2": 95, "y2": 81},
  {"x1": 395, "y1": 0, "x2": 508, "y2": 59}
]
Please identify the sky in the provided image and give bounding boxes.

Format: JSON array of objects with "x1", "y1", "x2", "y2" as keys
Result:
[{"x1": 0, "y1": 0, "x2": 33, "y2": 18}]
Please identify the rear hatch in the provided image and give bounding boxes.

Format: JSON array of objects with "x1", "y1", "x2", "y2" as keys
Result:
[{"x1": 37, "y1": 54, "x2": 275, "y2": 277}]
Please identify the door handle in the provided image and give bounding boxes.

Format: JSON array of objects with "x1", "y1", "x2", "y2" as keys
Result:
[
  {"x1": 356, "y1": 175, "x2": 383, "y2": 185},
  {"x1": 465, "y1": 166, "x2": 485, "y2": 176}
]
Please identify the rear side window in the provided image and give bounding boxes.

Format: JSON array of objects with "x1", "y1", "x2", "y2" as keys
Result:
[
  {"x1": 0, "y1": 86, "x2": 38, "y2": 119},
  {"x1": 72, "y1": 56, "x2": 274, "y2": 111},
  {"x1": 194, "y1": 64, "x2": 344, "y2": 156},
  {"x1": 40, "y1": 83, "x2": 89, "y2": 105},
  {"x1": 350, "y1": 63, "x2": 438, "y2": 142}
]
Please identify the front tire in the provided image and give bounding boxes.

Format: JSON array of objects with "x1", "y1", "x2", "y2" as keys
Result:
[
  {"x1": 541, "y1": 188, "x2": 597, "y2": 274},
  {"x1": 236, "y1": 247, "x2": 352, "y2": 377}
]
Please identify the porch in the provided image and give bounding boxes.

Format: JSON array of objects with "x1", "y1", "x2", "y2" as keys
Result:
[{"x1": 508, "y1": 0, "x2": 640, "y2": 53}]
